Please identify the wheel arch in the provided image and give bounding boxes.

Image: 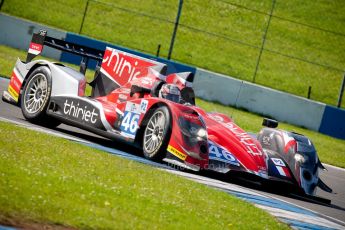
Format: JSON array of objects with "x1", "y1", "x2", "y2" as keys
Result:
[
  {"x1": 134, "y1": 101, "x2": 173, "y2": 146},
  {"x1": 21, "y1": 59, "x2": 84, "y2": 99},
  {"x1": 19, "y1": 62, "x2": 51, "y2": 105},
  {"x1": 19, "y1": 63, "x2": 61, "y2": 128}
]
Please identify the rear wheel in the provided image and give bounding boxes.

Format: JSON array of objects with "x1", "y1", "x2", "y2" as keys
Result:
[
  {"x1": 21, "y1": 66, "x2": 61, "y2": 128},
  {"x1": 143, "y1": 106, "x2": 171, "y2": 161}
]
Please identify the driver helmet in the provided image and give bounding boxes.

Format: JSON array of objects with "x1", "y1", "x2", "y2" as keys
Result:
[{"x1": 159, "y1": 84, "x2": 181, "y2": 103}]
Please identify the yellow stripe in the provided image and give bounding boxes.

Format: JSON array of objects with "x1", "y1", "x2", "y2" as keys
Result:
[
  {"x1": 8, "y1": 85, "x2": 19, "y2": 102},
  {"x1": 167, "y1": 145, "x2": 187, "y2": 161}
]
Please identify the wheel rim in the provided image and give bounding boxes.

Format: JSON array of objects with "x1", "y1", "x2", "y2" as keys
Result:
[
  {"x1": 24, "y1": 73, "x2": 48, "y2": 114},
  {"x1": 144, "y1": 111, "x2": 166, "y2": 156}
]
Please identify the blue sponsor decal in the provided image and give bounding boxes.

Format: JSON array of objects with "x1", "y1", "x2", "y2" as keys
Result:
[
  {"x1": 120, "y1": 111, "x2": 139, "y2": 138},
  {"x1": 208, "y1": 141, "x2": 240, "y2": 166}
]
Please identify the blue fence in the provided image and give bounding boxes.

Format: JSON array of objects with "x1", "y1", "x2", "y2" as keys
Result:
[{"x1": 319, "y1": 105, "x2": 345, "y2": 139}]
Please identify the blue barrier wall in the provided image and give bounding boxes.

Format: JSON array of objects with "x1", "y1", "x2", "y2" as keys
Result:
[
  {"x1": 319, "y1": 106, "x2": 345, "y2": 139},
  {"x1": 60, "y1": 33, "x2": 195, "y2": 75}
]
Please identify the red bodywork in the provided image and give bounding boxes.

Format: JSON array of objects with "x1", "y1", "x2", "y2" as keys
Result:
[
  {"x1": 91, "y1": 47, "x2": 268, "y2": 175},
  {"x1": 195, "y1": 110, "x2": 268, "y2": 177}
]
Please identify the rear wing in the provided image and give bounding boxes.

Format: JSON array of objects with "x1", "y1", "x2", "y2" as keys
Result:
[
  {"x1": 26, "y1": 30, "x2": 104, "y2": 75},
  {"x1": 26, "y1": 30, "x2": 167, "y2": 97}
]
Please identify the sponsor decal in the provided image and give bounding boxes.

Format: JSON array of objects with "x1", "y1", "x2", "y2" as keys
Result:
[
  {"x1": 8, "y1": 85, "x2": 19, "y2": 101},
  {"x1": 52, "y1": 97, "x2": 105, "y2": 130},
  {"x1": 125, "y1": 102, "x2": 141, "y2": 114},
  {"x1": 28, "y1": 42, "x2": 43, "y2": 55},
  {"x1": 100, "y1": 47, "x2": 155, "y2": 87},
  {"x1": 224, "y1": 122, "x2": 263, "y2": 156},
  {"x1": 271, "y1": 158, "x2": 285, "y2": 167},
  {"x1": 167, "y1": 145, "x2": 187, "y2": 161},
  {"x1": 120, "y1": 101, "x2": 143, "y2": 138},
  {"x1": 120, "y1": 111, "x2": 140, "y2": 138},
  {"x1": 63, "y1": 99, "x2": 99, "y2": 124},
  {"x1": 208, "y1": 141, "x2": 240, "y2": 166},
  {"x1": 140, "y1": 99, "x2": 148, "y2": 113},
  {"x1": 275, "y1": 166, "x2": 291, "y2": 177},
  {"x1": 10, "y1": 73, "x2": 22, "y2": 90},
  {"x1": 271, "y1": 158, "x2": 291, "y2": 177},
  {"x1": 8, "y1": 68, "x2": 23, "y2": 102}
]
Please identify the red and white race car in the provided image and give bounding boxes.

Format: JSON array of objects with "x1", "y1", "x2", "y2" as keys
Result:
[{"x1": 2, "y1": 30, "x2": 332, "y2": 197}]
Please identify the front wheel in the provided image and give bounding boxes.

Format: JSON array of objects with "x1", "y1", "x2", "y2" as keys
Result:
[
  {"x1": 20, "y1": 66, "x2": 61, "y2": 128},
  {"x1": 142, "y1": 106, "x2": 171, "y2": 161}
]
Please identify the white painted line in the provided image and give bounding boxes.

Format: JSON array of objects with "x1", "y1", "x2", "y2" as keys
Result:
[
  {"x1": 256, "y1": 205, "x2": 344, "y2": 230},
  {"x1": 254, "y1": 189, "x2": 345, "y2": 227},
  {"x1": 324, "y1": 163, "x2": 345, "y2": 172}
]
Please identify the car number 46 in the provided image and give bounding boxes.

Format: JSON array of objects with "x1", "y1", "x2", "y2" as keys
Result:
[
  {"x1": 209, "y1": 142, "x2": 240, "y2": 166},
  {"x1": 121, "y1": 111, "x2": 140, "y2": 136}
]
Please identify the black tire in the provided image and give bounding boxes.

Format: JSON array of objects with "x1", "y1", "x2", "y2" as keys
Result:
[
  {"x1": 20, "y1": 66, "x2": 61, "y2": 128},
  {"x1": 142, "y1": 106, "x2": 171, "y2": 161}
]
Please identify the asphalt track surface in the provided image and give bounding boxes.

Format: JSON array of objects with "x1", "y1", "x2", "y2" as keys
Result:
[{"x1": 0, "y1": 77, "x2": 344, "y2": 227}]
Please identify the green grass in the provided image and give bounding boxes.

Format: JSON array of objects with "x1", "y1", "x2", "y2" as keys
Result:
[
  {"x1": 2, "y1": 0, "x2": 345, "y2": 106},
  {"x1": 0, "y1": 45, "x2": 25, "y2": 77},
  {"x1": 0, "y1": 121, "x2": 288, "y2": 229},
  {"x1": 0, "y1": 44, "x2": 344, "y2": 168}
]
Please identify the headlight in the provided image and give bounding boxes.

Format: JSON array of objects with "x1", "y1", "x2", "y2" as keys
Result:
[
  {"x1": 178, "y1": 117, "x2": 207, "y2": 140},
  {"x1": 196, "y1": 128, "x2": 207, "y2": 139},
  {"x1": 294, "y1": 153, "x2": 308, "y2": 164}
]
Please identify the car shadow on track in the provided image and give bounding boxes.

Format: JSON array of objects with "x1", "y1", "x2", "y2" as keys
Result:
[
  {"x1": 197, "y1": 170, "x2": 345, "y2": 212},
  {"x1": 54, "y1": 127, "x2": 144, "y2": 157}
]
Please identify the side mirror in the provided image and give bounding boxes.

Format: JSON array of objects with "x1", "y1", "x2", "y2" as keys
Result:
[
  {"x1": 262, "y1": 118, "x2": 278, "y2": 128},
  {"x1": 130, "y1": 85, "x2": 151, "y2": 97},
  {"x1": 180, "y1": 87, "x2": 196, "y2": 105}
]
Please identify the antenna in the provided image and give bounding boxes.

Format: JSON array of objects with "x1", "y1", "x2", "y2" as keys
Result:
[{"x1": 231, "y1": 80, "x2": 244, "y2": 119}]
